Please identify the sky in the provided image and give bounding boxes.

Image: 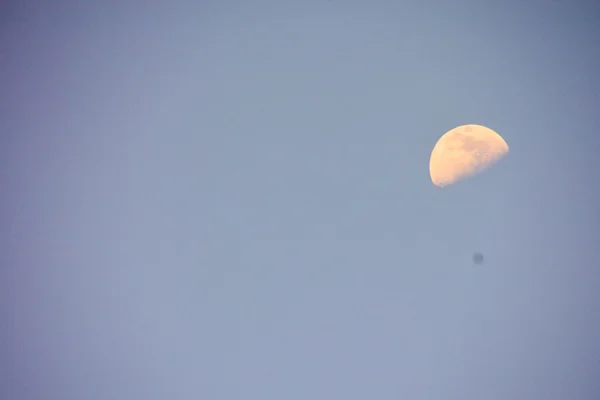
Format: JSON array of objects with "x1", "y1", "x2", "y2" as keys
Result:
[{"x1": 2, "y1": 1, "x2": 600, "y2": 399}]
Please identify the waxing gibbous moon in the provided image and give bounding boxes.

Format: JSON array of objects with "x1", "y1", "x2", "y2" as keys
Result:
[{"x1": 429, "y1": 124, "x2": 509, "y2": 187}]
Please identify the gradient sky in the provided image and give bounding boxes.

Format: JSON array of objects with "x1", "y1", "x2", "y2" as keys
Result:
[{"x1": 2, "y1": 1, "x2": 600, "y2": 399}]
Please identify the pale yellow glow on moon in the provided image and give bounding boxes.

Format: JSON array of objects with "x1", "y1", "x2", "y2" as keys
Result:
[{"x1": 429, "y1": 124, "x2": 509, "y2": 187}]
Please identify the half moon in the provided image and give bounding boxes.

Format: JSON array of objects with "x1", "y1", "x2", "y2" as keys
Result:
[{"x1": 429, "y1": 124, "x2": 509, "y2": 187}]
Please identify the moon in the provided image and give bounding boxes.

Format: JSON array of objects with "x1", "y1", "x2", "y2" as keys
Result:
[{"x1": 429, "y1": 124, "x2": 509, "y2": 187}]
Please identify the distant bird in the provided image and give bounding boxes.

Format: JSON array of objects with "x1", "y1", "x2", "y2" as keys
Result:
[{"x1": 472, "y1": 252, "x2": 484, "y2": 265}]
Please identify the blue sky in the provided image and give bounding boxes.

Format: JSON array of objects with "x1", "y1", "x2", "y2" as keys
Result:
[{"x1": 2, "y1": 1, "x2": 600, "y2": 399}]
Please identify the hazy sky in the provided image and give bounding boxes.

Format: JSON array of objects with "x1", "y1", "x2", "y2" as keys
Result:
[{"x1": 2, "y1": 1, "x2": 600, "y2": 399}]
